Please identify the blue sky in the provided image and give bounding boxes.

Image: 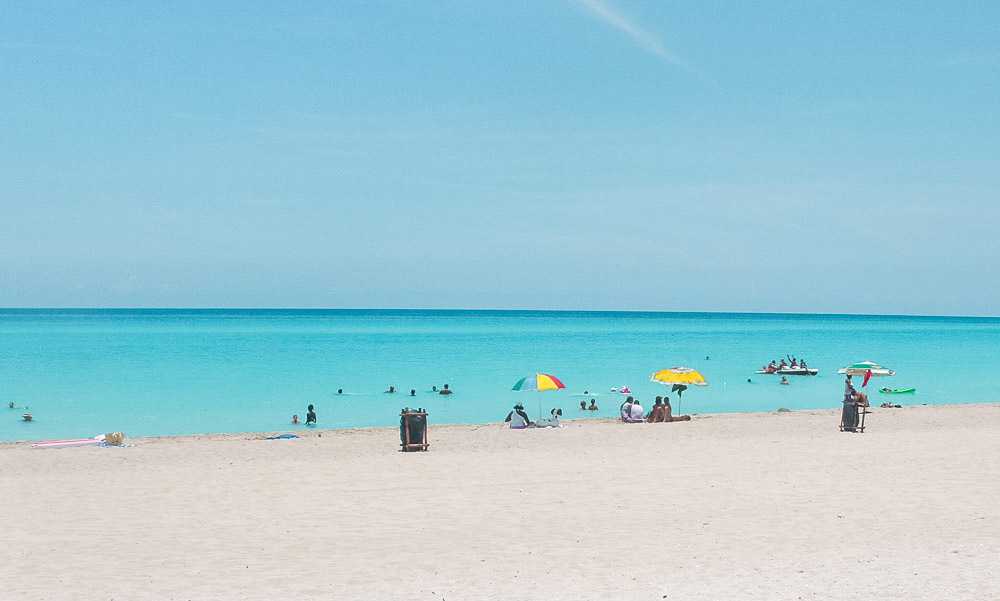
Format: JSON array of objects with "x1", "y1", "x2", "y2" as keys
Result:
[{"x1": 2, "y1": 1, "x2": 998, "y2": 314}]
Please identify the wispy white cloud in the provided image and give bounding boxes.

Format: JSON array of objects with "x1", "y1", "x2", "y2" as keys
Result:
[{"x1": 571, "y1": 0, "x2": 713, "y2": 84}]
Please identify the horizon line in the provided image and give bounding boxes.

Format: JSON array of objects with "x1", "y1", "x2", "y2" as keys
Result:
[{"x1": 0, "y1": 307, "x2": 996, "y2": 319}]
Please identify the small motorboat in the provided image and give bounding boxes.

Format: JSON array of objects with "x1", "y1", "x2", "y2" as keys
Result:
[
  {"x1": 878, "y1": 388, "x2": 915, "y2": 394},
  {"x1": 754, "y1": 366, "x2": 818, "y2": 376}
]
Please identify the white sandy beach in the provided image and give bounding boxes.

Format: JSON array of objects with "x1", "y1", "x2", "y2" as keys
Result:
[{"x1": 3, "y1": 404, "x2": 1000, "y2": 600}]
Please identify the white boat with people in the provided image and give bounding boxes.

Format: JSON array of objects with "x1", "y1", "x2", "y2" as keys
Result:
[
  {"x1": 756, "y1": 356, "x2": 817, "y2": 376},
  {"x1": 755, "y1": 366, "x2": 818, "y2": 376}
]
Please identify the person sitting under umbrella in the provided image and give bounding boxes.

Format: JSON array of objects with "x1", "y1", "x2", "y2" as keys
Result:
[
  {"x1": 621, "y1": 396, "x2": 644, "y2": 423},
  {"x1": 645, "y1": 397, "x2": 666, "y2": 423},
  {"x1": 505, "y1": 403, "x2": 532, "y2": 429}
]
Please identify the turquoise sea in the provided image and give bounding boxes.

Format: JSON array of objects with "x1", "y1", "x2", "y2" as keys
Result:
[{"x1": 2, "y1": 309, "x2": 998, "y2": 442}]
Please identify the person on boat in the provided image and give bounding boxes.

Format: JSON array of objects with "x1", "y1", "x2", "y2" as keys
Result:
[
  {"x1": 305, "y1": 404, "x2": 317, "y2": 425},
  {"x1": 779, "y1": 358, "x2": 788, "y2": 369},
  {"x1": 800, "y1": 360, "x2": 808, "y2": 370},
  {"x1": 587, "y1": 399, "x2": 598, "y2": 411},
  {"x1": 505, "y1": 403, "x2": 532, "y2": 429}
]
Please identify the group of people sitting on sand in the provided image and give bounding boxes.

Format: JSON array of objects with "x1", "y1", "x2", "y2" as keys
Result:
[
  {"x1": 619, "y1": 395, "x2": 689, "y2": 423},
  {"x1": 761, "y1": 356, "x2": 808, "y2": 373}
]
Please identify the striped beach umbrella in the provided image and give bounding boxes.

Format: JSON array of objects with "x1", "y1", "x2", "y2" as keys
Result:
[
  {"x1": 511, "y1": 373, "x2": 566, "y2": 391},
  {"x1": 512, "y1": 374, "x2": 566, "y2": 421},
  {"x1": 837, "y1": 361, "x2": 895, "y2": 377}
]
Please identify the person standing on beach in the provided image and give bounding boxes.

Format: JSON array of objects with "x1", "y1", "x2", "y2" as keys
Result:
[{"x1": 306, "y1": 404, "x2": 317, "y2": 425}]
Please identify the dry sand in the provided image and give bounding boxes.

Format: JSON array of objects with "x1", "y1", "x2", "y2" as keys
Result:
[{"x1": 3, "y1": 404, "x2": 1000, "y2": 600}]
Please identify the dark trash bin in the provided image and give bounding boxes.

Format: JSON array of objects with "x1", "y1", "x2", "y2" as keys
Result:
[
  {"x1": 841, "y1": 400, "x2": 858, "y2": 432},
  {"x1": 400, "y1": 407, "x2": 429, "y2": 452}
]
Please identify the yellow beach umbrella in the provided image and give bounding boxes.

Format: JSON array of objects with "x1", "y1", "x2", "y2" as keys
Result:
[{"x1": 650, "y1": 366, "x2": 707, "y2": 416}]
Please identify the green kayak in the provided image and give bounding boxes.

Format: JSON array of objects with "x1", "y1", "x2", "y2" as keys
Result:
[{"x1": 878, "y1": 388, "x2": 915, "y2": 394}]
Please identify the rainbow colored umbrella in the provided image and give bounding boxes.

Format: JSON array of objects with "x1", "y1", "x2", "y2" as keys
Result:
[
  {"x1": 512, "y1": 373, "x2": 566, "y2": 391},
  {"x1": 512, "y1": 374, "x2": 566, "y2": 420},
  {"x1": 650, "y1": 366, "x2": 707, "y2": 416}
]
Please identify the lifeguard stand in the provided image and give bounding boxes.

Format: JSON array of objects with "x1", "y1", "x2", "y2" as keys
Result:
[
  {"x1": 839, "y1": 400, "x2": 869, "y2": 433},
  {"x1": 399, "y1": 408, "x2": 429, "y2": 452}
]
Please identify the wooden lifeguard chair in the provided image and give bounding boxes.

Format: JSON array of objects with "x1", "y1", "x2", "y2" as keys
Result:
[
  {"x1": 839, "y1": 400, "x2": 869, "y2": 433},
  {"x1": 399, "y1": 408, "x2": 429, "y2": 452}
]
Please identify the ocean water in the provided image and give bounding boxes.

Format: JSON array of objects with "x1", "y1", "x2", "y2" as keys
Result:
[{"x1": 2, "y1": 309, "x2": 998, "y2": 442}]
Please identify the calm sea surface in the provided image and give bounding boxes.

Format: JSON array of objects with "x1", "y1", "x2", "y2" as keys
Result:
[{"x1": 2, "y1": 309, "x2": 997, "y2": 442}]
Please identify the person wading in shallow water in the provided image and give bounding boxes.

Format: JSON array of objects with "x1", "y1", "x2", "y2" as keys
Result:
[{"x1": 306, "y1": 404, "x2": 317, "y2": 425}]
